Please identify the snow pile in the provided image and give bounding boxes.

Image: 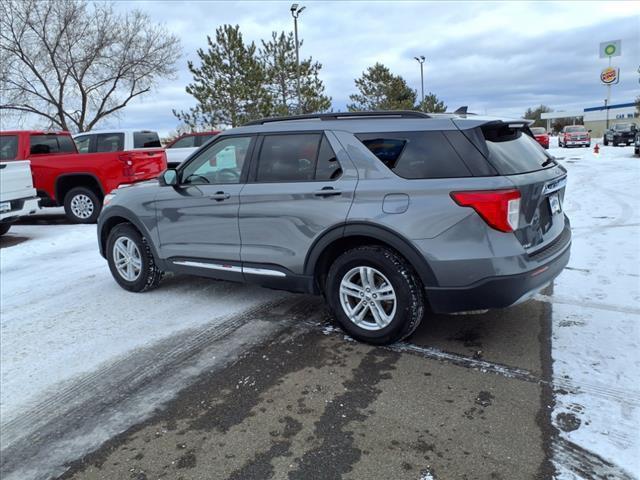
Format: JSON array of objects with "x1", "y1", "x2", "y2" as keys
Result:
[{"x1": 547, "y1": 140, "x2": 640, "y2": 477}]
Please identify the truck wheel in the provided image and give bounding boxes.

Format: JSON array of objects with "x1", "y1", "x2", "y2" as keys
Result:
[
  {"x1": 106, "y1": 223, "x2": 163, "y2": 292},
  {"x1": 603, "y1": 137, "x2": 608, "y2": 146},
  {"x1": 0, "y1": 223, "x2": 10, "y2": 236},
  {"x1": 64, "y1": 187, "x2": 101, "y2": 223},
  {"x1": 325, "y1": 246, "x2": 425, "y2": 345}
]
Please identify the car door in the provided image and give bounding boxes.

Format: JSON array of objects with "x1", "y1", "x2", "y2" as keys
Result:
[
  {"x1": 155, "y1": 135, "x2": 255, "y2": 277},
  {"x1": 239, "y1": 131, "x2": 357, "y2": 279}
]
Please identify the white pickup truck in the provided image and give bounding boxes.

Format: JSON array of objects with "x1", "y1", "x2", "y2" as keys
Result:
[{"x1": 0, "y1": 160, "x2": 39, "y2": 235}]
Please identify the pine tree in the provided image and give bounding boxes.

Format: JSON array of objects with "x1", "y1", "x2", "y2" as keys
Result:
[
  {"x1": 174, "y1": 25, "x2": 270, "y2": 128},
  {"x1": 416, "y1": 93, "x2": 447, "y2": 113},
  {"x1": 347, "y1": 63, "x2": 416, "y2": 111},
  {"x1": 259, "y1": 31, "x2": 331, "y2": 115}
]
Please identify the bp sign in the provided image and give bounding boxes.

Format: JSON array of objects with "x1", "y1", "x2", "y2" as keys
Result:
[
  {"x1": 599, "y1": 40, "x2": 621, "y2": 58},
  {"x1": 600, "y1": 66, "x2": 619, "y2": 85}
]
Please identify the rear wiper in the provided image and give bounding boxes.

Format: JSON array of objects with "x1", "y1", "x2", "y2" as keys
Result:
[{"x1": 541, "y1": 157, "x2": 556, "y2": 167}]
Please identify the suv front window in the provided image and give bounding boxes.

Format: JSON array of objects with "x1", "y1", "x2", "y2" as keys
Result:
[
  {"x1": 181, "y1": 136, "x2": 252, "y2": 185},
  {"x1": 614, "y1": 124, "x2": 632, "y2": 131}
]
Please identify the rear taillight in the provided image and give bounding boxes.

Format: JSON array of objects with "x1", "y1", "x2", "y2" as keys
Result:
[
  {"x1": 118, "y1": 153, "x2": 134, "y2": 176},
  {"x1": 450, "y1": 189, "x2": 521, "y2": 232}
]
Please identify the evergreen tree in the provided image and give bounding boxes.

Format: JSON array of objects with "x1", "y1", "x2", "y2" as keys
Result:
[
  {"x1": 347, "y1": 63, "x2": 416, "y2": 111},
  {"x1": 523, "y1": 105, "x2": 553, "y2": 127},
  {"x1": 174, "y1": 25, "x2": 270, "y2": 128},
  {"x1": 416, "y1": 93, "x2": 447, "y2": 113},
  {"x1": 259, "y1": 31, "x2": 331, "y2": 115}
]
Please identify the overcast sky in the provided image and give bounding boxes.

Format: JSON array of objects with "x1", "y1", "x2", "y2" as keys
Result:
[{"x1": 110, "y1": 0, "x2": 639, "y2": 136}]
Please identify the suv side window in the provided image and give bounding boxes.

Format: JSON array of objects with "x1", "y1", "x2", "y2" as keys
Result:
[
  {"x1": 356, "y1": 131, "x2": 471, "y2": 179},
  {"x1": 96, "y1": 133, "x2": 124, "y2": 152},
  {"x1": 256, "y1": 134, "x2": 320, "y2": 183},
  {"x1": 74, "y1": 135, "x2": 91, "y2": 153},
  {"x1": 181, "y1": 136, "x2": 252, "y2": 185},
  {"x1": 315, "y1": 135, "x2": 342, "y2": 180}
]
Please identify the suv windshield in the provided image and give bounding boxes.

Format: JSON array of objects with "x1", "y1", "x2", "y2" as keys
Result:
[
  {"x1": 614, "y1": 124, "x2": 632, "y2": 131},
  {"x1": 565, "y1": 126, "x2": 586, "y2": 133},
  {"x1": 482, "y1": 125, "x2": 553, "y2": 175}
]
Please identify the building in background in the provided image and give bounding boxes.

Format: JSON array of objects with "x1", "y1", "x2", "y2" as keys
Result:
[{"x1": 541, "y1": 102, "x2": 638, "y2": 137}]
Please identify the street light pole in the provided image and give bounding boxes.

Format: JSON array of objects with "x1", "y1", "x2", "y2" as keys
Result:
[
  {"x1": 291, "y1": 4, "x2": 306, "y2": 114},
  {"x1": 414, "y1": 55, "x2": 425, "y2": 105}
]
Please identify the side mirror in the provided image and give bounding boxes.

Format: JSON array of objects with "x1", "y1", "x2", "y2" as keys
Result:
[
  {"x1": 160, "y1": 169, "x2": 178, "y2": 186},
  {"x1": 588, "y1": 129, "x2": 592, "y2": 133}
]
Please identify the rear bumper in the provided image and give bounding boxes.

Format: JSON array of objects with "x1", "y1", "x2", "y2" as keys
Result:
[
  {"x1": 0, "y1": 197, "x2": 39, "y2": 222},
  {"x1": 426, "y1": 237, "x2": 571, "y2": 313}
]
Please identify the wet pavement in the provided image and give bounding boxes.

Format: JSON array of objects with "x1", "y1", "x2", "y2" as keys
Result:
[{"x1": 57, "y1": 296, "x2": 559, "y2": 480}]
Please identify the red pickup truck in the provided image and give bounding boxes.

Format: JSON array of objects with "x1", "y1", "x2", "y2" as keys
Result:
[{"x1": 0, "y1": 131, "x2": 166, "y2": 223}]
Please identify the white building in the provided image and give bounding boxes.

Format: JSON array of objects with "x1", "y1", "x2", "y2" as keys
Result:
[{"x1": 541, "y1": 102, "x2": 638, "y2": 137}]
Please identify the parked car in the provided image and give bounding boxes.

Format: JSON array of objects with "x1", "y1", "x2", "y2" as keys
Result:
[
  {"x1": 164, "y1": 131, "x2": 220, "y2": 168},
  {"x1": 603, "y1": 123, "x2": 637, "y2": 147},
  {"x1": 530, "y1": 127, "x2": 549, "y2": 149},
  {"x1": 97, "y1": 111, "x2": 571, "y2": 344},
  {"x1": 0, "y1": 131, "x2": 167, "y2": 223},
  {"x1": 558, "y1": 125, "x2": 591, "y2": 148},
  {"x1": 635, "y1": 131, "x2": 640, "y2": 156},
  {"x1": 0, "y1": 146, "x2": 39, "y2": 235}
]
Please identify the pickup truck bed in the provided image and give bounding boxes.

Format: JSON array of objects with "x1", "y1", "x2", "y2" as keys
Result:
[{"x1": 0, "y1": 131, "x2": 166, "y2": 223}]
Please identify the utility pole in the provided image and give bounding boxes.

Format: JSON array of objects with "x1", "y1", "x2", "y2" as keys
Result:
[
  {"x1": 414, "y1": 56, "x2": 426, "y2": 105},
  {"x1": 291, "y1": 4, "x2": 306, "y2": 114}
]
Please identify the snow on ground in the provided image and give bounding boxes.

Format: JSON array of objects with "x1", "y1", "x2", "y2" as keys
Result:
[
  {"x1": 545, "y1": 138, "x2": 640, "y2": 477},
  {"x1": 0, "y1": 221, "x2": 285, "y2": 427}
]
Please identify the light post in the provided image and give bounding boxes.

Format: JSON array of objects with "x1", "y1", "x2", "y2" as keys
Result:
[
  {"x1": 414, "y1": 55, "x2": 425, "y2": 105},
  {"x1": 291, "y1": 4, "x2": 306, "y2": 114}
]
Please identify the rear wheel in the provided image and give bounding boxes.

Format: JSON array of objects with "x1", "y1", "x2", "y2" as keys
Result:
[
  {"x1": 64, "y1": 187, "x2": 101, "y2": 223},
  {"x1": 0, "y1": 223, "x2": 10, "y2": 236},
  {"x1": 325, "y1": 246, "x2": 425, "y2": 345},
  {"x1": 106, "y1": 223, "x2": 163, "y2": 292}
]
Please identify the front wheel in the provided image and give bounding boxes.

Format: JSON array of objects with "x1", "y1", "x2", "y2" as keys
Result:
[
  {"x1": 326, "y1": 246, "x2": 425, "y2": 345},
  {"x1": 64, "y1": 187, "x2": 101, "y2": 223},
  {"x1": 106, "y1": 223, "x2": 163, "y2": 292}
]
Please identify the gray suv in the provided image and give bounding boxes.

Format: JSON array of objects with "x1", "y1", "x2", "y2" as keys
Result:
[{"x1": 98, "y1": 111, "x2": 571, "y2": 344}]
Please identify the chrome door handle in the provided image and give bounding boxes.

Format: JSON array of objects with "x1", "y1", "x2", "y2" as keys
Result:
[
  {"x1": 210, "y1": 191, "x2": 230, "y2": 201},
  {"x1": 314, "y1": 187, "x2": 342, "y2": 197}
]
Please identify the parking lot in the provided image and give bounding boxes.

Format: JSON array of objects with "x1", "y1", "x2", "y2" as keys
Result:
[{"x1": 1, "y1": 141, "x2": 638, "y2": 480}]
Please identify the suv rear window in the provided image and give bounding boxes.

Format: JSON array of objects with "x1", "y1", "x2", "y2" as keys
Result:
[
  {"x1": 482, "y1": 125, "x2": 553, "y2": 175},
  {"x1": 30, "y1": 135, "x2": 76, "y2": 154},
  {"x1": 133, "y1": 131, "x2": 161, "y2": 148},
  {"x1": 256, "y1": 134, "x2": 343, "y2": 183},
  {"x1": 0, "y1": 135, "x2": 18, "y2": 160},
  {"x1": 355, "y1": 131, "x2": 472, "y2": 179}
]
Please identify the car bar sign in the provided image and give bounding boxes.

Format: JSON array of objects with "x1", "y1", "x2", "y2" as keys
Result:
[{"x1": 600, "y1": 66, "x2": 619, "y2": 85}]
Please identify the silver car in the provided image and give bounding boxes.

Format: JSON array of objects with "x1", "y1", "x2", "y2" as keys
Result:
[{"x1": 98, "y1": 111, "x2": 571, "y2": 344}]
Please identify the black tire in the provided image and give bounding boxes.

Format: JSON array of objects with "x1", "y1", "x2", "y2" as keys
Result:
[
  {"x1": 0, "y1": 223, "x2": 11, "y2": 236},
  {"x1": 64, "y1": 187, "x2": 101, "y2": 223},
  {"x1": 106, "y1": 223, "x2": 163, "y2": 292},
  {"x1": 325, "y1": 245, "x2": 425, "y2": 345},
  {"x1": 603, "y1": 137, "x2": 608, "y2": 146}
]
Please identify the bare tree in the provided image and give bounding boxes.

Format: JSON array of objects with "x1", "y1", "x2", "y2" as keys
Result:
[{"x1": 0, "y1": 0, "x2": 181, "y2": 132}]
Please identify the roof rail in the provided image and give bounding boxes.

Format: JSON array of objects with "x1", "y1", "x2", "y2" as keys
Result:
[{"x1": 243, "y1": 110, "x2": 431, "y2": 126}]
